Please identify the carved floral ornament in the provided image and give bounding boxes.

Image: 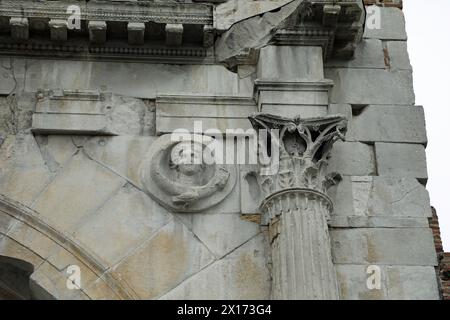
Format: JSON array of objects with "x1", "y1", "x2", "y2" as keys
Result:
[
  {"x1": 140, "y1": 134, "x2": 237, "y2": 213},
  {"x1": 248, "y1": 113, "x2": 348, "y2": 214}
]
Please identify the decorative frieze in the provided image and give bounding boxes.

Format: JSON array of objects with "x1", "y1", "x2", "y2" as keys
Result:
[{"x1": 0, "y1": 0, "x2": 364, "y2": 64}]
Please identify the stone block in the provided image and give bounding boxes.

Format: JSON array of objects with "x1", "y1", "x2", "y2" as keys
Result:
[
  {"x1": 386, "y1": 41, "x2": 411, "y2": 70},
  {"x1": 258, "y1": 46, "x2": 324, "y2": 80},
  {"x1": 160, "y1": 234, "x2": 270, "y2": 300},
  {"x1": 32, "y1": 113, "x2": 111, "y2": 135},
  {"x1": 83, "y1": 136, "x2": 157, "y2": 189},
  {"x1": 325, "y1": 68, "x2": 415, "y2": 105},
  {"x1": 329, "y1": 216, "x2": 429, "y2": 229},
  {"x1": 351, "y1": 105, "x2": 427, "y2": 144},
  {"x1": 6, "y1": 221, "x2": 58, "y2": 260},
  {"x1": 32, "y1": 136, "x2": 78, "y2": 176},
  {"x1": 30, "y1": 261, "x2": 93, "y2": 300},
  {"x1": 32, "y1": 152, "x2": 126, "y2": 233},
  {"x1": 0, "y1": 236, "x2": 44, "y2": 267},
  {"x1": 375, "y1": 143, "x2": 428, "y2": 182},
  {"x1": 261, "y1": 105, "x2": 328, "y2": 118},
  {"x1": 33, "y1": 93, "x2": 154, "y2": 136},
  {"x1": 328, "y1": 141, "x2": 377, "y2": 176},
  {"x1": 364, "y1": 7, "x2": 407, "y2": 40},
  {"x1": 326, "y1": 39, "x2": 385, "y2": 69},
  {"x1": 336, "y1": 264, "x2": 388, "y2": 300},
  {"x1": 0, "y1": 135, "x2": 52, "y2": 205},
  {"x1": 24, "y1": 60, "x2": 247, "y2": 99},
  {"x1": 155, "y1": 95, "x2": 256, "y2": 134},
  {"x1": 0, "y1": 59, "x2": 26, "y2": 94},
  {"x1": 386, "y1": 266, "x2": 440, "y2": 300},
  {"x1": 330, "y1": 176, "x2": 432, "y2": 218},
  {"x1": 113, "y1": 219, "x2": 216, "y2": 299},
  {"x1": 82, "y1": 275, "x2": 122, "y2": 300},
  {"x1": 0, "y1": 211, "x2": 16, "y2": 235},
  {"x1": 330, "y1": 228, "x2": 437, "y2": 266},
  {"x1": 73, "y1": 184, "x2": 172, "y2": 266},
  {"x1": 257, "y1": 87, "x2": 330, "y2": 109},
  {"x1": 336, "y1": 265, "x2": 439, "y2": 300},
  {"x1": 189, "y1": 212, "x2": 261, "y2": 258}
]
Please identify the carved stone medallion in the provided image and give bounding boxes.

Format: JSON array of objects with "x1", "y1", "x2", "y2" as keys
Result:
[{"x1": 140, "y1": 134, "x2": 237, "y2": 213}]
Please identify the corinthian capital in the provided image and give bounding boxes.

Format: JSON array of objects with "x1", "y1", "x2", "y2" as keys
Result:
[{"x1": 249, "y1": 113, "x2": 347, "y2": 198}]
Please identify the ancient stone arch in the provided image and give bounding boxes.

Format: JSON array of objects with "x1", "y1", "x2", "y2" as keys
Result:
[{"x1": 0, "y1": 195, "x2": 137, "y2": 300}]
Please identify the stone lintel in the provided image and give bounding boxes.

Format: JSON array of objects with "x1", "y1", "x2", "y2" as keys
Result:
[
  {"x1": 88, "y1": 21, "x2": 107, "y2": 44},
  {"x1": 165, "y1": 24, "x2": 183, "y2": 47},
  {"x1": 10, "y1": 17, "x2": 29, "y2": 40},
  {"x1": 49, "y1": 19, "x2": 68, "y2": 42},
  {"x1": 127, "y1": 22, "x2": 145, "y2": 45}
]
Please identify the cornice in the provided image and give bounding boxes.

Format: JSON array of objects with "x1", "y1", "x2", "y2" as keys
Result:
[
  {"x1": 0, "y1": 0, "x2": 365, "y2": 64},
  {"x1": 1, "y1": 0, "x2": 213, "y2": 25}
]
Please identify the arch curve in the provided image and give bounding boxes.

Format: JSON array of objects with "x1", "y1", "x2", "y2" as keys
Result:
[{"x1": 0, "y1": 194, "x2": 138, "y2": 300}]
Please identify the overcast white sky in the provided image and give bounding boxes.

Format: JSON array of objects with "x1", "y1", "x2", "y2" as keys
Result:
[{"x1": 403, "y1": 1, "x2": 450, "y2": 250}]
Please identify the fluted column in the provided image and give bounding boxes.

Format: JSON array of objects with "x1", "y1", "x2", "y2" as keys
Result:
[
  {"x1": 249, "y1": 113, "x2": 347, "y2": 300},
  {"x1": 263, "y1": 190, "x2": 339, "y2": 299}
]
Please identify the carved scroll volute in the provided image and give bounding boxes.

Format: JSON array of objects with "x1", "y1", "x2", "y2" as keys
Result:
[{"x1": 249, "y1": 113, "x2": 347, "y2": 199}]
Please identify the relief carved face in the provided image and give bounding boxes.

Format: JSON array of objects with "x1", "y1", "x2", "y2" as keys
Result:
[
  {"x1": 140, "y1": 135, "x2": 237, "y2": 213},
  {"x1": 171, "y1": 142, "x2": 205, "y2": 177}
]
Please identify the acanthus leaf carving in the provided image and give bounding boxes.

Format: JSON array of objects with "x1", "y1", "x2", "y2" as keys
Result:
[{"x1": 249, "y1": 113, "x2": 347, "y2": 199}]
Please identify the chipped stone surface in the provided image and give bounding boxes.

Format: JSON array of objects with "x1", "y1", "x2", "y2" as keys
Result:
[
  {"x1": 329, "y1": 176, "x2": 432, "y2": 218},
  {"x1": 328, "y1": 141, "x2": 377, "y2": 176}
]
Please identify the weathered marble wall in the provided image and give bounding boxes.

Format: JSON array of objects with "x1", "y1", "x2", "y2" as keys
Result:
[{"x1": 0, "y1": 4, "x2": 440, "y2": 300}]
